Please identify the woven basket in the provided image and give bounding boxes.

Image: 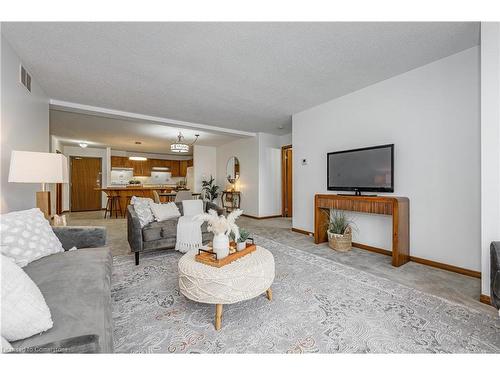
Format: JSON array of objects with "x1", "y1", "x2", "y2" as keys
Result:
[{"x1": 327, "y1": 226, "x2": 352, "y2": 252}]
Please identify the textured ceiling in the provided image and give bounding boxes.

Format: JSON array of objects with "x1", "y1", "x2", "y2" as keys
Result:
[
  {"x1": 50, "y1": 110, "x2": 239, "y2": 154},
  {"x1": 3, "y1": 22, "x2": 479, "y2": 134}
]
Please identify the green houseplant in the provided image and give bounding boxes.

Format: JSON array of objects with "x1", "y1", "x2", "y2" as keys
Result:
[
  {"x1": 229, "y1": 227, "x2": 250, "y2": 251},
  {"x1": 236, "y1": 228, "x2": 250, "y2": 251},
  {"x1": 325, "y1": 209, "x2": 355, "y2": 252},
  {"x1": 201, "y1": 175, "x2": 219, "y2": 203}
]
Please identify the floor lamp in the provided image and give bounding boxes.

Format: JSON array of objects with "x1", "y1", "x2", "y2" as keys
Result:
[{"x1": 8, "y1": 151, "x2": 68, "y2": 220}]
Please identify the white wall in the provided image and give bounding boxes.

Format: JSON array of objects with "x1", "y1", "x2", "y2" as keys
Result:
[
  {"x1": 293, "y1": 47, "x2": 481, "y2": 271},
  {"x1": 193, "y1": 145, "x2": 217, "y2": 195},
  {"x1": 258, "y1": 133, "x2": 284, "y2": 217},
  {"x1": 62, "y1": 146, "x2": 108, "y2": 211},
  {"x1": 480, "y1": 23, "x2": 500, "y2": 296},
  {"x1": 1, "y1": 35, "x2": 50, "y2": 213},
  {"x1": 216, "y1": 133, "x2": 291, "y2": 217},
  {"x1": 216, "y1": 136, "x2": 260, "y2": 216}
]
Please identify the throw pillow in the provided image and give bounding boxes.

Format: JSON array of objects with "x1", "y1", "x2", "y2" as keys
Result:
[
  {"x1": 0, "y1": 208, "x2": 64, "y2": 267},
  {"x1": 1, "y1": 255, "x2": 53, "y2": 341},
  {"x1": 182, "y1": 199, "x2": 204, "y2": 217},
  {"x1": 150, "y1": 202, "x2": 181, "y2": 222},
  {"x1": 130, "y1": 196, "x2": 154, "y2": 227}
]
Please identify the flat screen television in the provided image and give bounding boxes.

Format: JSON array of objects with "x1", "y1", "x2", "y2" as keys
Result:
[{"x1": 327, "y1": 144, "x2": 394, "y2": 194}]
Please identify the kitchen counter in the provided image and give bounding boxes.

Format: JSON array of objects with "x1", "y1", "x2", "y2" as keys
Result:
[
  {"x1": 96, "y1": 186, "x2": 194, "y2": 215},
  {"x1": 103, "y1": 186, "x2": 179, "y2": 190}
]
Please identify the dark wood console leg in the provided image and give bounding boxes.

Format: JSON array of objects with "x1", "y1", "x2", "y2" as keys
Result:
[{"x1": 135, "y1": 252, "x2": 139, "y2": 266}]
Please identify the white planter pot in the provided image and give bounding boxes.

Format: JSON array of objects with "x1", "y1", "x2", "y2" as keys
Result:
[
  {"x1": 237, "y1": 241, "x2": 247, "y2": 251},
  {"x1": 213, "y1": 233, "x2": 230, "y2": 259}
]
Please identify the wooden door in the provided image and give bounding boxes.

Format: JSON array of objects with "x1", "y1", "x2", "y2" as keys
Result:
[
  {"x1": 281, "y1": 146, "x2": 293, "y2": 217},
  {"x1": 187, "y1": 159, "x2": 193, "y2": 167},
  {"x1": 70, "y1": 157, "x2": 102, "y2": 211}
]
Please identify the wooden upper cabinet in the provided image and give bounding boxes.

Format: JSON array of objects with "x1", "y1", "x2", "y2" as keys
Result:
[
  {"x1": 170, "y1": 160, "x2": 180, "y2": 177},
  {"x1": 150, "y1": 159, "x2": 163, "y2": 168},
  {"x1": 111, "y1": 156, "x2": 126, "y2": 168},
  {"x1": 111, "y1": 156, "x2": 191, "y2": 177},
  {"x1": 162, "y1": 159, "x2": 172, "y2": 169},
  {"x1": 180, "y1": 160, "x2": 188, "y2": 177}
]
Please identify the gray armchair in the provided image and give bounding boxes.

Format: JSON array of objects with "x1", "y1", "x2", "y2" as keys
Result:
[
  {"x1": 491, "y1": 242, "x2": 500, "y2": 310},
  {"x1": 52, "y1": 226, "x2": 107, "y2": 250},
  {"x1": 127, "y1": 200, "x2": 224, "y2": 265}
]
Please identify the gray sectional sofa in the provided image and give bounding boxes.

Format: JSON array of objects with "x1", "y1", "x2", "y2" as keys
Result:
[
  {"x1": 10, "y1": 226, "x2": 113, "y2": 353},
  {"x1": 491, "y1": 241, "x2": 500, "y2": 311},
  {"x1": 127, "y1": 201, "x2": 224, "y2": 265}
]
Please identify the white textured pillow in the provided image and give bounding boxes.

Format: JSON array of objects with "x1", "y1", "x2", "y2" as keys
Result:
[
  {"x1": 1, "y1": 255, "x2": 53, "y2": 341},
  {"x1": 150, "y1": 202, "x2": 181, "y2": 222},
  {"x1": 131, "y1": 196, "x2": 154, "y2": 227},
  {"x1": 182, "y1": 199, "x2": 204, "y2": 217},
  {"x1": 0, "y1": 208, "x2": 64, "y2": 267}
]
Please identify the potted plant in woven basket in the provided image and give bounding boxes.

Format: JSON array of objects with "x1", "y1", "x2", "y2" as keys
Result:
[{"x1": 326, "y1": 209, "x2": 354, "y2": 252}]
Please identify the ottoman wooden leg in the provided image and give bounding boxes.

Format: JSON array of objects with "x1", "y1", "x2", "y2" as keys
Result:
[
  {"x1": 215, "y1": 304, "x2": 223, "y2": 330},
  {"x1": 266, "y1": 288, "x2": 273, "y2": 301}
]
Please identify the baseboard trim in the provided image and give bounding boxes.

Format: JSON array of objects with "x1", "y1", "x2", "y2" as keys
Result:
[
  {"x1": 292, "y1": 230, "x2": 481, "y2": 279},
  {"x1": 291, "y1": 227, "x2": 314, "y2": 236},
  {"x1": 409, "y1": 256, "x2": 481, "y2": 279},
  {"x1": 479, "y1": 294, "x2": 492, "y2": 305},
  {"x1": 352, "y1": 242, "x2": 392, "y2": 256},
  {"x1": 242, "y1": 214, "x2": 283, "y2": 220}
]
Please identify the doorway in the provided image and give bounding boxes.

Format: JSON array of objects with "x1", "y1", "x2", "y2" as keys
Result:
[
  {"x1": 281, "y1": 145, "x2": 293, "y2": 217},
  {"x1": 70, "y1": 156, "x2": 102, "y2": 211}
]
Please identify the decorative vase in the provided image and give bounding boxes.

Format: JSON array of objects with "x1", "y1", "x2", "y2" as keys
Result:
[
  {"x1": 213, "y1": 233, "x2": 230, "y2": 259},
  {"x1": 237, "y1": 241, "x2": 247, "y2": 251}
]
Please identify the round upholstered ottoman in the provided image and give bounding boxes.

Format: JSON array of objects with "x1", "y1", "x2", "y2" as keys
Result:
[{"x1": 178, "y1": 246, "x2": 275, "y2": 330}]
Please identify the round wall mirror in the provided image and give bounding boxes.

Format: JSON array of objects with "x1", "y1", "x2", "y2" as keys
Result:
[{"x1": 226, "y1": 156, "x2": 240, "y2": 183}]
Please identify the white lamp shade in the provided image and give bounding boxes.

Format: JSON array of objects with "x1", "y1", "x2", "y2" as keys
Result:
[{"x1": 8, "y1": 151, "x2": 69, "y2": 184}]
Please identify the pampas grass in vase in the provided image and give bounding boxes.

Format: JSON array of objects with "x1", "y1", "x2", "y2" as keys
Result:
[{"x1": 196, "y1": 209, "x2": 243, "y2": 259}]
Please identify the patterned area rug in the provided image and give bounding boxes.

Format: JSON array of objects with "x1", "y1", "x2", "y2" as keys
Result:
[{"x1": 111, "y1": 236, "x2": 500, "y2": 353}]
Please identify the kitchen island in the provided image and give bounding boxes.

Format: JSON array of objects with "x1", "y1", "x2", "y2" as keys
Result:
[{"x1": 96, "y1": 186, "x2": 200, "y2": 216}]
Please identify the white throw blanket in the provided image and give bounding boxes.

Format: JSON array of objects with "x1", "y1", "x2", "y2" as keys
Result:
[{"x1": 175, "y1": 200, "x2": 204, "y2": 253}]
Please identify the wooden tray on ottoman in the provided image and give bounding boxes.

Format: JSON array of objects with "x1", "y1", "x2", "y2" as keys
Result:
[{"x1": 195, "y1": 242, "x2": 256, "y2": 268}]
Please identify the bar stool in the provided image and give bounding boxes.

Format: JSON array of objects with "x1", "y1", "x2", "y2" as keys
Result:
[{"x1": 104, "y1": 192, "x2": 122, "y2": 218}]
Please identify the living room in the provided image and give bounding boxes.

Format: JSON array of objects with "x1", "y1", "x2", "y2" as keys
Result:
[{"x1": 1, "y1": 1, "x2": 500, "y2": 371}]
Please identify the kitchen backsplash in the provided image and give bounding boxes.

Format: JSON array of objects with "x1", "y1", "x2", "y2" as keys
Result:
[{"x1": 110, "y1": 170, "x2": 184, "y2": 185}]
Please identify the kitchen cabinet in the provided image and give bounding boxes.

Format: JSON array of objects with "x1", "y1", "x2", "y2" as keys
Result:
[
  {"x1": 180, "y1": 160, "x2": 188, "y2": 177},
  {"x1": 111, "y1": 156, "x2": 126, "y2": 168},
  {"x1": 170, "y1": 160, "x2": 180, "y2": 177},
  {"x1": 111, "y1": 156, "x2": 193, "y2": 177}
]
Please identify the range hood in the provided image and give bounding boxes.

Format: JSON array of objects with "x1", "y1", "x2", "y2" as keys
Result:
[
  {"x1": 111, "y1": 167, "x2": 134, "y2": 171},
  {"x1": 152, "y1": 167, "x2": 170, "y2": 171}
]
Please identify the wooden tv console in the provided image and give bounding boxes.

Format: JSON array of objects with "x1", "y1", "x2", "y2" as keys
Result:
[{"x1": 314, "y1": 194, "x2": 410, "y2": 267}]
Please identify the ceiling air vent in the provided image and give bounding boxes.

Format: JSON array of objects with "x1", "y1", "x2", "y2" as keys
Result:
[{"x1": 20, "y1": 65, "x2": 32, "y2": 92}]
